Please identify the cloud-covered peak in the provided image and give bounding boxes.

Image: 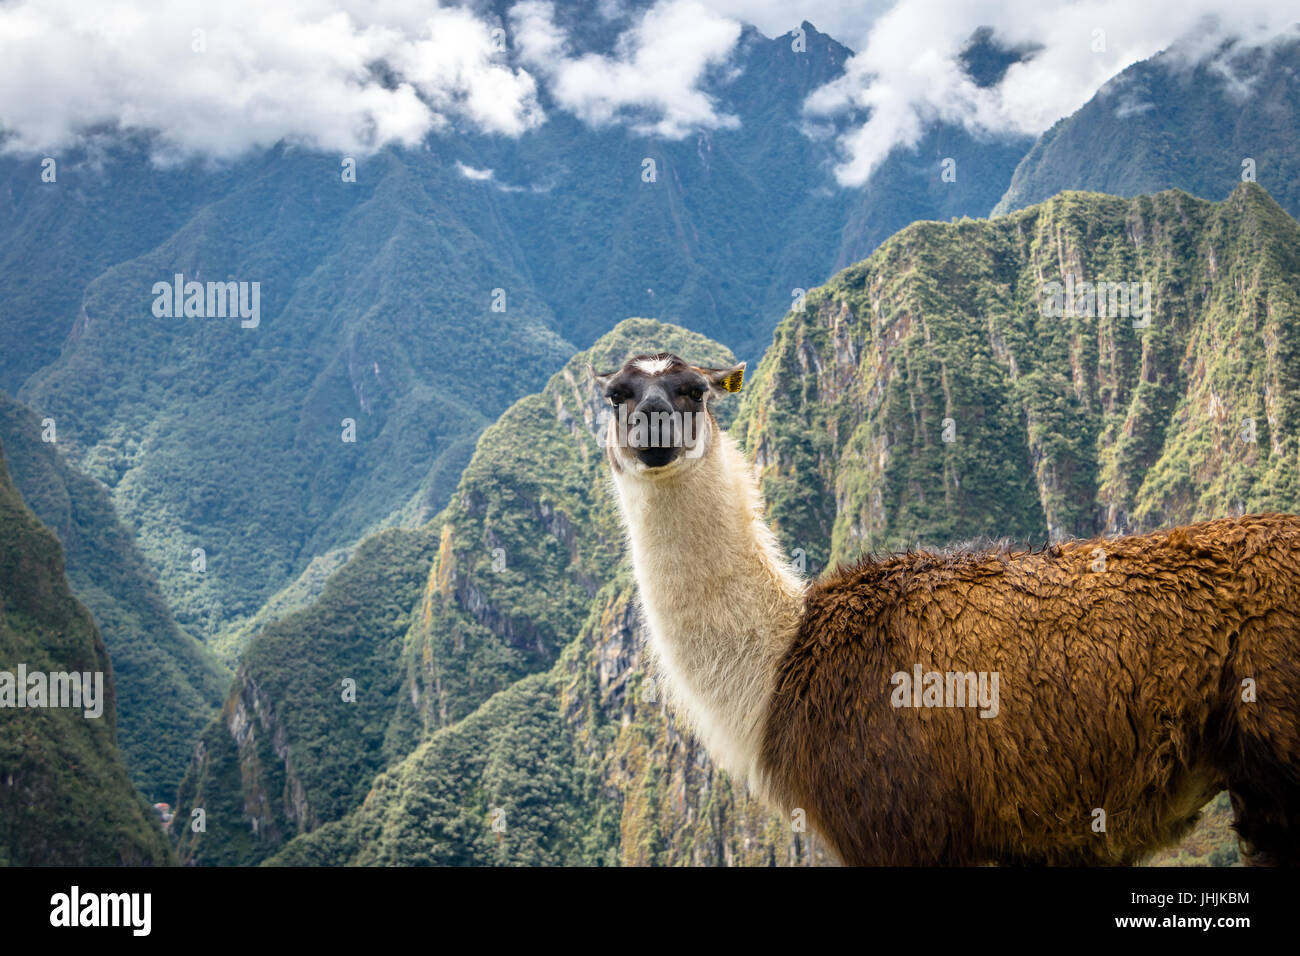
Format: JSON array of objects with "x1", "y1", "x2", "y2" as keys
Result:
[
  {"x1": 803, "y1": 0, "x2": 1300, "y2": 186},
  {"x1": 512, "y1": 0, "x2": 744, "y2": 138},
  {"x1": 2, "y1": 0, "x2": 1297, "y2": 185}
]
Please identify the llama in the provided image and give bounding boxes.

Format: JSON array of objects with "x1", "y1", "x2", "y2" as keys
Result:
[{"x1": 595, "y1": 351, "x2": 1300, "y2": 866}]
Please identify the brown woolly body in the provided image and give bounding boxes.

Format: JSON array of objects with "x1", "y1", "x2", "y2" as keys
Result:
[{"x1": 760, "y1": 513, "x2": 1300, "y2": 866}]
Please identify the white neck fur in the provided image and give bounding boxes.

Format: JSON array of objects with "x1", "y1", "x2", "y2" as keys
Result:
[{"x1": 609, "y1": 422, "x2": 806, "y2": 795}]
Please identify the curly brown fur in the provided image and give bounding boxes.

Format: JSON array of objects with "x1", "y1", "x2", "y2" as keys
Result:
[{"x1": 759, "y1": 514, "x2": 1300, "y2": 865}]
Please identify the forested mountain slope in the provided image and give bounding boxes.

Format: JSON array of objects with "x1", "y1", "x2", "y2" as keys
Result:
[
  {"x1": 736, "y1": 183, "x2": 1300, "y2": 576},
  {"x1": 173, "y1": 320, "x2": 793, "y2": 865},
  {"x1": 0, "y1": 438, "x2": 173, "y2": 865},
  {"x1": 0, "y1": 394, "x2": 227, "y2": 800},
  {"x1": 0, "y1": 20, "x2": 1030, "y2": 659}
]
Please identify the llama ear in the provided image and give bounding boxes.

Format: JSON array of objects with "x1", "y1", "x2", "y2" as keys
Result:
[
  {"x1": 698, "y1": 362, "x2": 745, "y2": 395},
  {"x1": 589, "y1": 363, "x2": 617, "y2": 389}
]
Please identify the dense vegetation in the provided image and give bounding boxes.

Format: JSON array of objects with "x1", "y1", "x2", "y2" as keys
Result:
[
  {"x1": 0, "y1": 438, "x2": 173, "y2": 865},
  {"x1": 270, "y1": 579, "x2": 822, "y2": 867},
  {"x1": 0, "y1": 21, "x2": 1030, "y2": 661},
  {"x1": 172, "y1": 527, "x2": 438, "y2": 866},
  {"x1": 0, "y1": 394, "x2": 228, "y2": 801},
  {"x1": 11, "y1": 144, "x2": 570, "y2": 662},
  {"x1": 732, "y1": 184, "x2": 1300, "y2": 573},
  {"x1": 172, "y1": 320, "x2": 798, "y2": 865}
]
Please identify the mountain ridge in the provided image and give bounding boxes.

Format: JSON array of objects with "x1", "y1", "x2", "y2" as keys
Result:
[
  {"x1": 993, "y1": 28, "x2": 1300, "y2": 218},
  {"x1": 0, "y1": 16, "x2": 1033, "y2": 662}
]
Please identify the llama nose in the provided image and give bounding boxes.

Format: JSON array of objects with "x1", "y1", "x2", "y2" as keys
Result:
[
  {"x1": 638, "y1": 396, "x2": 672, "y2": 416},
  {"x1": 630, "y1": 391, "x2": 678, "y2": 454}
]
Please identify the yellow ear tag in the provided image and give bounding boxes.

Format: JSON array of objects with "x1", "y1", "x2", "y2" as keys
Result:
[{"x1": 721, "y1": 368, "x2": 744, "y2": 393}]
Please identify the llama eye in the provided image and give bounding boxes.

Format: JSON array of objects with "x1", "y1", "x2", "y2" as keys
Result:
[
  {"x1": 686, "y1": 387, "x2": 705, "y2": 402},
  {"x1": 607, "y1": 391, "x2": 628, "y2": 406}
]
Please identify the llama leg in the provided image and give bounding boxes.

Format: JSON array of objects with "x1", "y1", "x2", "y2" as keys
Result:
[
  {"x1": 1228, "y1": 790, "x2": 1300, "y2": 866},
  {"x1": 1226, "y1": 780, "x2": 1300, "y2": 866},
  {"x1": 1219, "y1": 612, "x2": 1300, "y2": 865},
  {"x1": 1222, "y1": 695, "x2": 1300, "y2": 864}
]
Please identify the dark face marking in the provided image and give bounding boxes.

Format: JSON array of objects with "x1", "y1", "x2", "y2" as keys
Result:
[{"x1": 593, "y1": 353, "x2": 744, "y2": 471}]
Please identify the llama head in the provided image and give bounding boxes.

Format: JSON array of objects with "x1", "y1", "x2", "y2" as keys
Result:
[{"x1": 591, "y1": 352, "x2": 745, "y2": 477}]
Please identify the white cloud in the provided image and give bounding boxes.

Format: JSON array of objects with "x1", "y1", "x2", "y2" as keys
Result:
[
  {"x1": 455, "y1": 162, "x2": 494, "y2": 180},
  {"x1": 0, "y1": 0, "x2": 542, "y2": 159},
  {"x1": 511, "y1": 0, "x2": 744, "y2": 138},
  {"x1": 801, "y1": 0, "x2": 1300, "y2": 185},
  {"x1": 1, "y1": 0, "x2": 1295, "y2": 179}
]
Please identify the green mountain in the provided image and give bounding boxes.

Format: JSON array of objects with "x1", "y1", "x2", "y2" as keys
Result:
[
  {"x1": 12, "y1": 145, "x2": 572, "y2": 663},
  {"x1": 261, "y1": 320, "x2": 818, "y2": 865},
  {"x1": 733, "y1": 182, "x2": 1300, "y2": 575},
  {"x1": 0, "y1": 437, "x2": 173, "y2": 865},
  {"x1": 268, "y1": 578, "x2": 822, "y2": 866},
  {"x1": 993, "y1": 29, "x2": 1300, "y2": 218},
  {"x1": 173, "y1": 525, "x2": 437, "y2": 866},
  {"x1": 0, "y1": 394, "x2": 228, "y2": 801},
  {"x1": 0, "y1": 20, "x2": 1032, "y2": 665},
  {"x1": 257, "y1": 183, "x2": 1300, "y2": 867},
  {"x1": 14, "y1": 14, "x2": 1300, "y2": 866},
  {"x1": 0, "y1": 143, "x2": 238, "y2": 397},
  {"x1": 172, "y1": 319, "x2": 821, "y2": 865}
]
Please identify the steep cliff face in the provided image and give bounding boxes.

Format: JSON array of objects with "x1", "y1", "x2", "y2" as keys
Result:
[
  {"x1": 269, "y1": 578, "x2": 824, "y2": 867},
  {"x1": 733, "y1": 184, "x2": 1300, "y2": 574},
  {"x1": 555, "y1": 583, "x2": 827, "y2": 866},
  {"x1": 0, "y1": 438, "x2": 173, "y2": 865},
  {"x1": 173, "y1": 526, "x2": 436, "y2": 866},
  {"x1": 0, "y1": 393, "x2": 228, "y2": 801}
]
